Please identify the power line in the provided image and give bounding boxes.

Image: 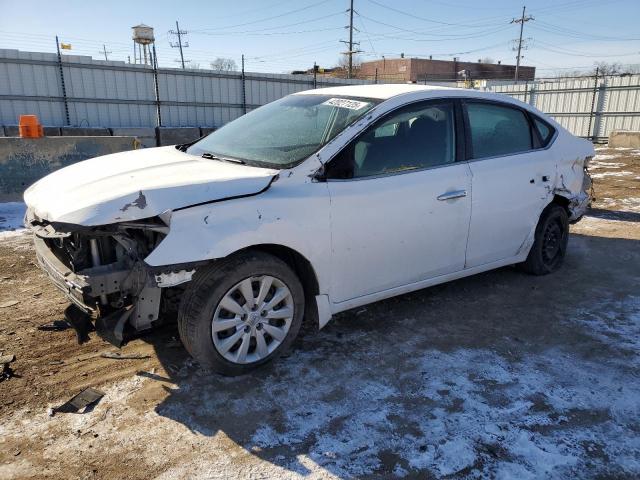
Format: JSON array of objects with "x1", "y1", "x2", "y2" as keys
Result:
[
  {"x1": 530, "y1": 20, "x2": 640, "y2": 41},
  {"x1": 357, "y1": 14, "x2": 512, "y2": 40},
  {"x1": 365, "y1": 0, "x2": 508, "y2": 29},
  {"x1": 190, "y1": 0, "x2": 334, "y2": 33},
  {"x1": 190, "y1": 11, "x2": 346, "y2": 36},
  {"x1": 533, "y1": 40, "x2": 640, "y2": 58}
]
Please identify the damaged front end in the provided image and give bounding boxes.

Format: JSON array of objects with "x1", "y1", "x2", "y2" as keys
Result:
[{"x1": 26, "y1": 210, "x2": 196, "y2": 347}]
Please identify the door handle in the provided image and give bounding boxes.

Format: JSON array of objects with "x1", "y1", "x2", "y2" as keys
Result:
[{"x1": 437, "y1": 190, "x2": 467, "y2": 201}]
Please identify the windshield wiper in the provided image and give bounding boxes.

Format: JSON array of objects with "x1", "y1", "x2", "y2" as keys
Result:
[{"x1": 201, "y1": 152, "x2": 246, "y2": 164}]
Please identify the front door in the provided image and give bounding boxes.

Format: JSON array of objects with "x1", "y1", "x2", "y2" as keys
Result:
[{"x1": 323, "y1": 100, "x2": 472, "y2": 303}]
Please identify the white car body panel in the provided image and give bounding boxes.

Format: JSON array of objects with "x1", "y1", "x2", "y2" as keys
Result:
[
  {"x1": 327, "y1": 163, "x2": 472, "y2": 303},
  {"x1": 465, "y1": 148, "x2": 556, "y2": 267},
  {"x1": 23, "y1": 146, "x2": 277, "y2": 226},
  {"x1": 24, "y1": 84, "x2": 594, "y2": 328},
  {"x1": 145, "y1": 172, "x2": 334, "y2": 294}
]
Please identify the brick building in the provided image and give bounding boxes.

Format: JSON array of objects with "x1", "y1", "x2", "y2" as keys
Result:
[{"x1": 359, "y1": 57, "x2": 535, "y2": 82}]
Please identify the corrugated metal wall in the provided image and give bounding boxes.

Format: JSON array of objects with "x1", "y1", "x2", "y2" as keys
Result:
[
  {"x1": 3, "y1": 49, "x2": 639, "y2": 139},
  {"x1": 0, "y1": 49, "x2": 370, "y2": 128},
  {"x1": 485, "y1": 75, "x2": 640, "y2": 139}
]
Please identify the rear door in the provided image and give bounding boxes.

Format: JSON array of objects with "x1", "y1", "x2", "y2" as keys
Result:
[
  {"x1": 463, "y1": 100, "x2": 555, "y2": 267},
  {"x1": 323, "y1": 99, "x2": 472, "y2": 303}
]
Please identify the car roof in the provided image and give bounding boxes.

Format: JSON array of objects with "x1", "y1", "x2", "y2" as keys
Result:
[
  {"x1": 293, "y1": 83, "x2": 563, "y2": 131},
  {"x1": 294, "y1": 83, "x2": 458, "y2": 100}
]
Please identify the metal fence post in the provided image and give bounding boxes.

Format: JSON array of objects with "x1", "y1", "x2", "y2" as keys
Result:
[
  {"x1": 241, "y1": 54, "x2": 247, "y2": 115},
  {"x1": 524, "y1": 81, "x2": 529, "y2": 103},
  {"x1": 529, "y1": 85, "x2": 536, "y2": 107},
  {"x1": 313, "y1": 62, "x2": 317, "y2": 89},
  {"x1": 374, "y1": 67, "x2": 378, "y2": 84},
  {"x1": 587, "y1": 67, "x2": 599, "y2": 139},
  {"x1": 152, "y1": 44, "x2": 162, "y2": 128},
  {"x1": 55, "y1": 36, "x2": 71, "y2": 126}
]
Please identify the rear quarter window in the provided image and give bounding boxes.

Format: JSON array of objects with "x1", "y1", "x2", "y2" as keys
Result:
[{"x1": 532, "y1": 116, "x2": 555, "y2": 147}]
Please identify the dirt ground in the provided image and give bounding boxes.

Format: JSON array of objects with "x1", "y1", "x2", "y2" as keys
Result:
[{"x1": 1, "y1": 147, "x2": 639, "y2": 479}]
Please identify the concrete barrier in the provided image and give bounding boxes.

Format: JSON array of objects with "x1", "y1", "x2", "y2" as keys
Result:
[
  {"x1": 200, "y1": 127, "x2": 217, "y2": 137},
  {"x1": 3, "y1": 126, "x2": 61, "y2": 137},
  {"x1": 156, "y1": 127, "x2": 201, "y2": 146},
  {"x1": 0, "y1": 136, "x2": 138, "y2": 201},
  {"x1": 3, "y1": 126, "x2": 18, "y2": 137},
  {"x1": 111, "y1": 127, "x2": 157, "y2": 148},
  {"x1": 43, "y1": 127, "x2": 61, "y2": 136},
  {"x1": 61, "y1": 127, "x2": 111, "y2": 136},
  {"x1": 608, "y1": 130, "x2": 640, "y2": 148}
]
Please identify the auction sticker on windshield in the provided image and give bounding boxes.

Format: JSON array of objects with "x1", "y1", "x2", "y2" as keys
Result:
[{"x1": 322, "y1": 98, "x2": 369, "y2": 110}]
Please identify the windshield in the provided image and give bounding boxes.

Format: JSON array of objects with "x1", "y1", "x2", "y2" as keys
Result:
[{"x1": 187, "y1": 94, "x2": 380, "y2": 168}]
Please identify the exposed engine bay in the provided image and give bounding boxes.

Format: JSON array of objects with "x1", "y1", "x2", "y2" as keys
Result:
[{"x1": 26, "y1": 209, "x2": 197, "y2": 346}]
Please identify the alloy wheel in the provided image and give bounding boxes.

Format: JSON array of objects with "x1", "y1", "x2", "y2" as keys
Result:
[{"x1": 211, "y1": 275, "x2": 294, "y2": 364}]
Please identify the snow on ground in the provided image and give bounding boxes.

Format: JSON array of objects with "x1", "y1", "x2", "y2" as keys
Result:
[
  {"x1": 3, "y1": 292, "x2": 639, "y2": 479},
  {"x1": 588, "y1": 161, "x2": 625, "y2": 169},
  {"x1": 0, "y1": 202, "x2": 26, "y2": 237},
  {"x1": 590, "y1": 170, "x2": 633, "y2": 179}
]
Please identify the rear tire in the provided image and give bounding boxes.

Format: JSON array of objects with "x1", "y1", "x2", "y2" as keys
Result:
[
  {"x1": 519, "y1": 203, "x2": 569, "y2": 275},
  {"x1": 177, "y1": 251, "x2": 305, "y2": 376}
]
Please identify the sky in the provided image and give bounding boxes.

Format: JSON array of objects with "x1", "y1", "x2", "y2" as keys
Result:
[{"x1": 0, "y1": 0, "x2": 638, "y2": 76}]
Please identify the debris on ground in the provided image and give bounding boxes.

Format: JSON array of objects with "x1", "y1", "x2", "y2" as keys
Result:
[
  {"x1": 51, "y1": 387, "x2": 105, "y2": 415},
  {"x1": 37, "y1": 319, "x2": 72, "y2": 331},
  {"x1": 100, "y1": 351, "x2": 151, "y2": 360},
  {"x1": 0, "y1": 353, "x2": 16, "y2": 382},
  {"x1": 64, "y1": 304, "x2": 94, "y2": 344},
  {"x1": 0, "y1": 300, "x2": 20, "y2": 308}
]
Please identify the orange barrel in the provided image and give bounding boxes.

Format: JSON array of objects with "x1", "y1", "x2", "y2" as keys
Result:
[{"x1": 18, "y1": 115, "x2": 44, "y2": 138}]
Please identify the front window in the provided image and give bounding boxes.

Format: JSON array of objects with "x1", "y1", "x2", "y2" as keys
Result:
[
  {"x1": 326, "y1": 100, "x2": 457, "y2": 179},
  {"x1": 187, "y1": 94, "x2": 380, "y2": 168}
]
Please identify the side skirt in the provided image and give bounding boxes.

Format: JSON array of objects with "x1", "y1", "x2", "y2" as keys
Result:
[{"x1": 329, "y1": 254, "x2": 527, "y2": 316}]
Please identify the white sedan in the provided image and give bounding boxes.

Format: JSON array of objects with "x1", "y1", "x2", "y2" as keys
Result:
[{"x1": 24, "y1": 84, "x2": 594, "y2": 375}]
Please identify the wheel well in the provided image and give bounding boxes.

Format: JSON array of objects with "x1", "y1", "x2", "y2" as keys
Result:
[
  {"x1": 234, "y1": 244, "x2": 319, "y2": 298},
  {"x1": 236, "y1": 244, "x2": 321, "y2": 327},
  {"x1": 551, "y1": 194, "x2": 570, "y2": 214}
]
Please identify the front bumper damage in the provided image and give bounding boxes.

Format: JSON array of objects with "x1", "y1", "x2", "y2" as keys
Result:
[{"x1": 29, "y1": 211, "x2": 197, "y2": 347}]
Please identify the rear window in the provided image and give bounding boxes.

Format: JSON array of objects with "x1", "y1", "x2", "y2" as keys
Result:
[
  {"x1": 466, "y1": 102, "x2": 533, "y2": 159},
  {"x1": 533, "y1": 116, "x2": 555, "y2": 146}
]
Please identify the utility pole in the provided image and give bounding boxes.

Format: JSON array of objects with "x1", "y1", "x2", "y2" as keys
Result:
[
  {"x1": 241, "y1": 54, "x2": 247, "y2": 115},
  {"x1": 511, "y1": 6, "x2": 534, "y2": 83},
  {"x1": 100, "y1": 44, "x2": 112, "y2": 61},
  {"x1": 169, "y1": 20, "x2": 189, "y2": 69},
  {"x1": 55, "y1": 35, "x2": 71, "y2": 126},
  {"x1": 340, "y1": 0, "x2": 361, "y2": 79},
  {"x1": 348, "y1": 0, "x2": 354, "y2": 78}
]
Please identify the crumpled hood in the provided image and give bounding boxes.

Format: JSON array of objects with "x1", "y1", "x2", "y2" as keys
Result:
[{"x1": 24, "y1": 146, "x2": 278, "y2": 226}]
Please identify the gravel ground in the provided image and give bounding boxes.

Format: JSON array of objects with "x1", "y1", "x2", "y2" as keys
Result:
[{"x1": 0, "y1": 147, "x2": 639, "y2": 479}]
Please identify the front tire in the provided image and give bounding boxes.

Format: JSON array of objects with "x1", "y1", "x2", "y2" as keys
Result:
[
  {"x1": 519, "y1": 203, "x2": 569, "y2": 275},
  {"x1": 178, "y1": 251, "x2": 305, "y2": 376}
]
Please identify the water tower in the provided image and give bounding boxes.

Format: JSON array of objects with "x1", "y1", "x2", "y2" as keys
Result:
[{"x1": 132, "y1": 24, "x2": 155, "y2": 65}]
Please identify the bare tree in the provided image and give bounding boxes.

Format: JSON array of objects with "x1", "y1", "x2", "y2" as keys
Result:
[
  {"x1": 334, "y1": 54, "x2": 362, "y2": 78},
  {"x1": 210, "y1": 57, "x2": 237, "y2": 72},
  {"x1": 480, "y1": 57, "x2": 495, "y2": 64},
  {"x1": 592, "y1": 61, "x2": 624, "y2": 75}
]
